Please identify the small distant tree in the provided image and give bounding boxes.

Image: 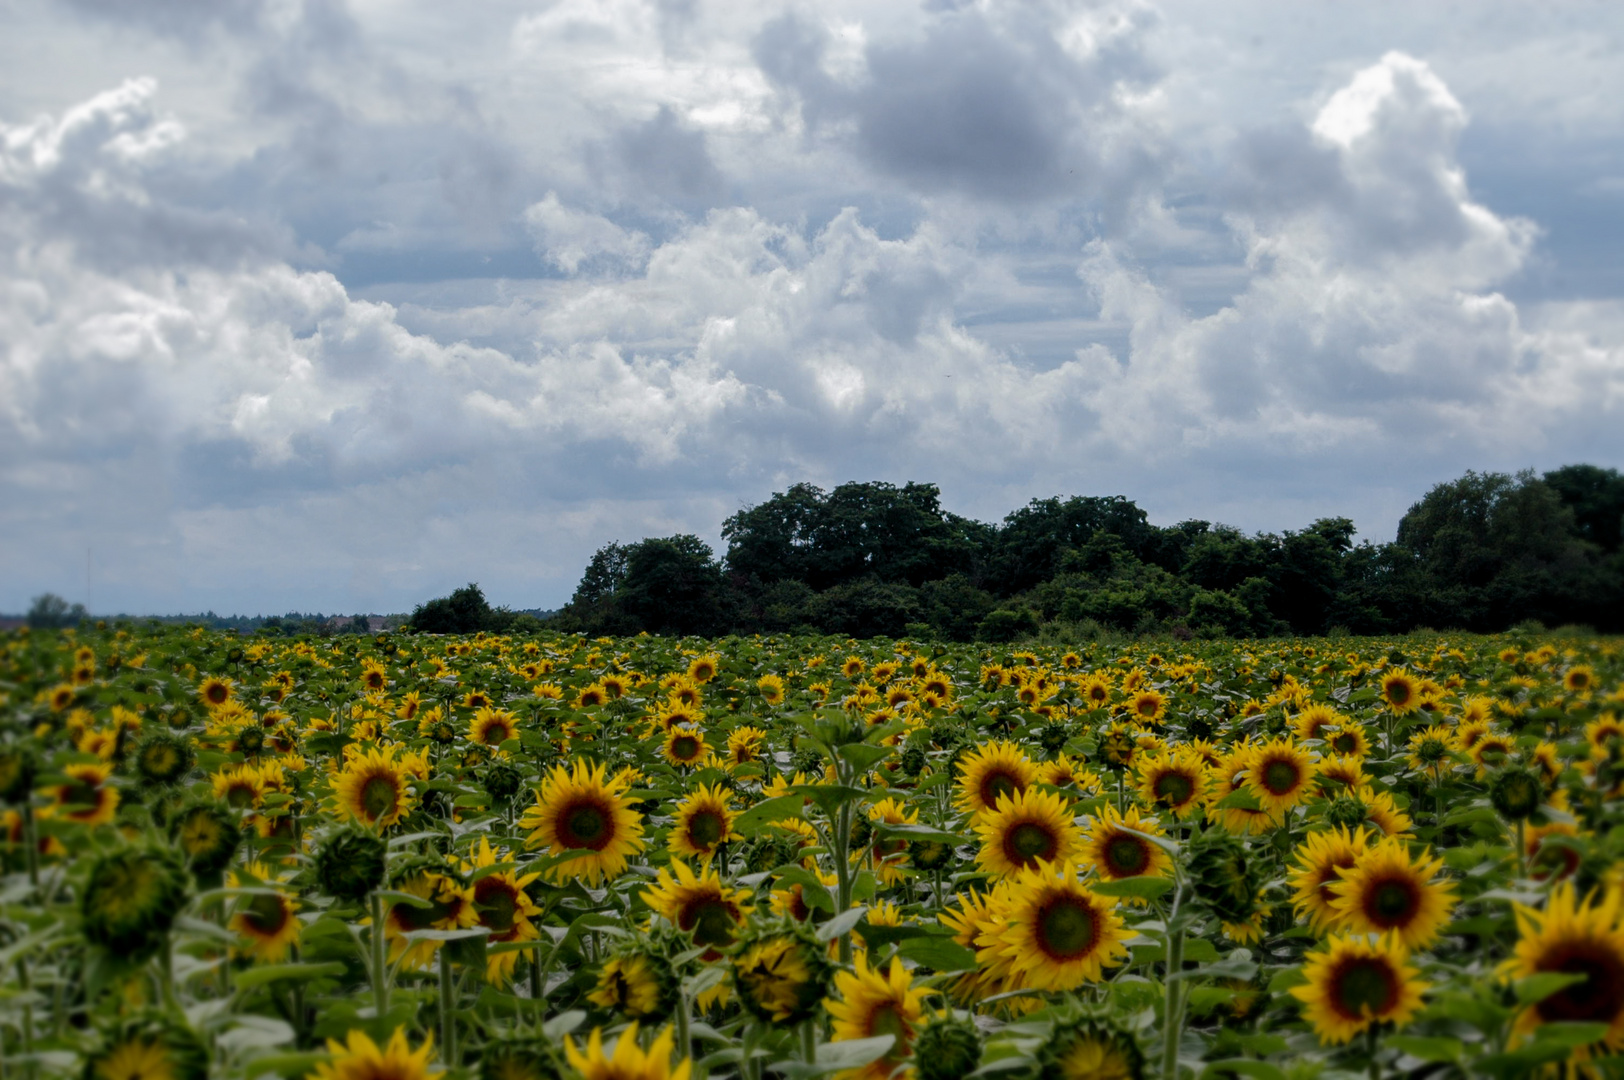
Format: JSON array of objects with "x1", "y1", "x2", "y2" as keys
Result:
[
  {"x1": 27, "y1": 593, "x2": 86, "y2": 629},
  {"x1": 411, "y1": 584, "x2": 497, "y2": 634}
]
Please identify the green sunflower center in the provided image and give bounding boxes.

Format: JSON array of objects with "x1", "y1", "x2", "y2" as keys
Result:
[
  {"x1": 1008, "y1": 822, "x2": 1058, "y2": 863},
  {"x1": 1332, "y1": 958, "x2": 1398, "y2": 1017},
  {"x1": 1368, "y1": 878, "x2": 1419, "y2": 925},
  {"x1": 1037, "y1": 896, "x2": 1098, "y2": 960},
  {"x1": 1262, "y1": 760, "x2": 1300, "y2": 796},
  {"x1": 1154, "y1": 773, "x2": 1194, "y2": 806},
  {"x1": 240, "y1": 893, "x2": 290, "y2": 936},
  {"x1": 687, "y1": 810, "x2": 726, "y2": 850},
  {"x1": 475, "y1": 880, "x2": 519, "y2": 933},
  {"x1": 360, "y1": 776, "x2": 399, "y2": 822},
  {"x1": 672, "y1": 736, "x2": 699, "y2": 759},
  {"x1": 1106, "y1": 835, "x2": 1148, "y2": 876},
  {"x1": 562, "y1": 802, "x2": 610, "y2": 849}
]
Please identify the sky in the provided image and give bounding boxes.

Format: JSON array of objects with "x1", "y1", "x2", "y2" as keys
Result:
[{"x1": 2, "y1": 0, "x2": 1621, "y2": 616}]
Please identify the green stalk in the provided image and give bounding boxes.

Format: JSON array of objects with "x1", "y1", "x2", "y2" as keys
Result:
[
  {"x1": 833, "y1": 798, "x2": 854, "y2": 965},
  {"x1": 438, "y1": 947, "x2": 457, "y2": 1065},
  {"x1": 1160, "y1": 891, "x2": 1186, "y2": 1080},
  {"x1": 20, "y1": 802, "x2": 38, "y2": 891},
  {"x1": 1515, "y1": 818, "x2": 1527, "y2": 880},
  {"x1": 370, "y1": 892, "x2": 389, "y2": 1018},
  {"x1": 1365, "y1": 1023, "x2": 1381, "y2": 1080},
  {"x1": 675, "y1": 989, "x2": 693, "y2": 1070},
  {"x1": 800, "y1": 1020, "x2": 817, "y2": 1064}
]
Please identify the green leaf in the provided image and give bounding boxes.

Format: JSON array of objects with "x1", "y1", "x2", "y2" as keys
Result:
[
  {"x1": 871, "y1": 822, "x2": 966, "y2": 845},
  {"x1": 1515, "y1": 972, "x2": 1587, "y2": 1005},
  {"x1": 1531, "y1": 1022, "x2": 1612, "y2": 1048},
  {"x1": 838, "y1": 744, "x2": 892, "y2": 774},
  {"x1": 896, "y1": 936, "x2": 977, "y2": 972},
  {"x1": 816, "y1": 906, "x2": 869, "y2": 943},
  {"x1": 1198, "y1": 1060, "x2": 1285, "y2": 1080},
  {"x1": 853, "y1": 923, "x2": 950, "y2": 950},
  {"x1": 1265, "y1": 968, "x2": 1307, "y2": 993},
  {"x1": 1385, "y1": 1036, "x2": 1462, "y2": 1063},
  {"x1": 1090, "y1": 877, "x2": 1173, "y2": 901},
  {"x1": 732, "y1": 795, "x2": 807, "y2": 836},
  {"x1": 1215, "y1": 789, "x2": 1262, "y2": 811},
  {"x1": 774, "y1": 867, "x2": 835, "y2": 913},
  {"x1": 794, "y1": 785, "x2": 872, "y2": 820},
  {"x1": 770, "y1": 1036, "x2": 895, "y2": 1079},
  {"x1": 233, "y1": 962, "x2": 347, "y2": 992}
]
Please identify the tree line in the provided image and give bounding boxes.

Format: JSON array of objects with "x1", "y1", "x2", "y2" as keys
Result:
[{"x1": 413, "y1": 465, "x2": 1624, "y2": 641}]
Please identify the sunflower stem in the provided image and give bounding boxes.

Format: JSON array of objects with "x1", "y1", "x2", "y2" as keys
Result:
[
  {"x1": 1515, "y1": 818, "x2": 1526, "y2": 880},
  {"x1": 1365, "y1": 1023, "x2": 1381, "y2": 1080},
  {"x1": 675, "y1": 985, "x2": 693, "y2": 1068},
  {"x1": 438, "y1": 946, "x2": 457, "y2": 1065},
  {"x1": 800, "y1": 1019, "x2": 816, "y2": 1064},
  {"x1": 20, "y1": 802, "x2": 38, "y2": 891},
  {"x1": 370, "y1": 892, "x2": 389, "y2": 1019},
  {"x1": 1160, "y1": 893, "x2": 1185, "y2": 1080}
]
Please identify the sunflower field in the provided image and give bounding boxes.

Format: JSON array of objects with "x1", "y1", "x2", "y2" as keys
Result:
[{"x1": 0, "y1": 624, "x2": 1621, "y2": 1080}]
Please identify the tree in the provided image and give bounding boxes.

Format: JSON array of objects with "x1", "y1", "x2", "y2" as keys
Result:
[
  {"x1": 27, "y1": 593, "x2": 86, "y2": 629},
  {"x1": 616, "y1": 535, "x2": 729, "y2": 637},
  {"x1": 1544, "y1": 464, "x2": 1624, "y2": 554},
  {"x1": 411, "y1": 584, "x2": 498, "y2": 634},
  {"x1": 985, "y1": 495, "x2": 1157, "y2": 596}
]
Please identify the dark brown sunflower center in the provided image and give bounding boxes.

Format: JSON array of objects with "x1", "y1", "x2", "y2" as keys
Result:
[
  {"x1": 475, "y1": 880, "x2": 519, "y2": 933},
  {"x1": 672, "y1": 736, "x2": 699, "y2": 759},
  {"x1": 1261, "y1": 760, "x2": 1300, "y2": 796},
  {"x1": 225, "y1": 781, "x2": 257, "y2": 809},
  {"x1": 1037, "y1": 896, "x2": 1098, "y2": 959},
  {"x1": 62, "y1": 780, "x2": 100, "y2": 810},
  {"x1": 360, "y1": 776, "x2": 399, "y2": 821},
  {"x1": 1366, "y1": 877, "x2": 1419, "y2": 926},
  {"x1": 206, "y1": 685, "x2": 229, "y2": 704},
  {"x1": 1535, "y1": 945, "x2": 1624, "y2": 1024},
  {"x1": 1137, "y1": 699, "x2": 1158, "y2": 716},
  {"x1": 561, "y1": 801, "x2": 611, "y2": 849},
  {"x1": 682, "y1": 897, "x2": 738, "y2": 948},
  {"x1": 1331, "y1": 733, "x2": 1357, "y2": 754},
  {"x1": 395, "y1": 882, "x2": 460, "y2": 931},
  {"x1": 1106, "y1": 836, "x2": 1149, "y2": 876},
  {"x1": 1332, "y1": 958, "x2": 1398, "y2": 1018},
  {"x1": 1007, "y1": 822, "x2": 1058, "y2": 864},
  {"x1": 981, "y1": 771, "x2": 1021, "y2": 808},
  {"x1": 485, "y1": 723, "x2": 511, "y2": 743},
  {"x1": 1154, "y1": 773, "x2": 1194, "y2": 806},
  {"x1": 687, "y1": 810, "x2": 726, "y2": 849},
  {"x1": 240, "y1": 893, "x2": 290, "y2": 936},
  {"x1": 1386, "y1": 682, "x2": 1412, "y2": 706}
]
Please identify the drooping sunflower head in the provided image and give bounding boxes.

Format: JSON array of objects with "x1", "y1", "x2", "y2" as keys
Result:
[
  {"x1": 954, "y1": 740, "x2": 1038, "y2": 818},
  {"x1": 1328, "y1": 839, "x2": 1456, "y2": 952},
  {"x1": 81, "y1": 844, "x2": 192, "y2": 961},
  {"x1": 589, "y1": 938, "x2": 680, "y2": 1022},
  {"x1": 313, "y1": 823, "x2": 388, "y2": 902},
  {"x1": 1290, "y1": 932, "x2": 1428, "y2": 1045},
  {"x1": 1504, "y1": 883, "x2": 1624, "y2": 1053},
  {"x1": 730, "y1": 917, "x2": 832, "y2": 1025},
  {"x1": 518, "y1": 758, "x2": 646, "y2": 884},
  {"x1": 1489, "y1": 764, "x2": 1544, "y2": 822},
  {"x1": 913, "y1": 1012, "x2": 984, "y2": 1080},
  {"x1": 1185, "y1": 827, "x2": 1263, "y2": 926},
  {"x1": 133, "y1": 731, "x2": 195, "y2": 787},
  {"x1": 479, "y1": 1035, "x2": 564, "y2": 1080},
  {"x1": 1036, "y1": 1010, "x2": 1144, "y2": 1080},
  {"x1": 564, "y1": 1022, "x2": 691, "y2": 1080},
  {"x1": 669, "y1": 783, "x2": 740, "y2": 862},
  {"x1": 1083, "y1": 804, "x2": 1171, "y2": 887},
  {"x1": 974, "y1": 786, "x2": 1082, "y2": 879}
]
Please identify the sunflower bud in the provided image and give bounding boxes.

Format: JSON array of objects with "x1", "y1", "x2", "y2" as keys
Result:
[
  {"x1": 913, "y1": 1014, "x2": 982, "y2": 1080},
  {"x1": 1184, "y1": 829, "x2": 1260, "y2": 925},
  {"x1": 172, "y1": 801, "x2": 242, "y2": 884},
  {"x1": 588, "y1": 937, "x2": 681, "y2": 1023},
  {"x1": 81, "y1": 845, "x2": 191, "y2": 960},
  {"x1": 1489, "y1": 764, "x2": 1543, "y2": 822},
  {"x1": 1038, "y1": 722, "x2": 1071, "y2": 758},
  {"x1": 84, "y1": 1014, "x2": 209, "y2": 1080},
  {"x1": 1037, "y1": 1013, "x2": 1144, "y2": 1080},
  {"x1": 1185, "y1": 715, "x2": 1215, "y2": 742},
  {"x1": 1098, "y1": 726, "x2": 1136, "y2": 771},
  {"x1": 133, "y1": 731, "x2": 195, "y2": 786},
  {"x1": 907, "y1": 836, "x2": 956, "y2": 873},
  {"x1": 483, "y1": 762, "x2": 524, "y2": 804},
  {"x1": 313, "y1": 823, "x2": 388, "y2": 902},
  {"x1": 731, "y1": 918, "x2": 833, "y2": 1025},
  {"x1": 0, "y1": 745, "x2": 36, "y2": 804},
  {"x1": 1324, "y1": 794, "x2": 1371, "y2": 831}
]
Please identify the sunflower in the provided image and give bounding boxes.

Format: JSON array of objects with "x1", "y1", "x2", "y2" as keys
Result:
[
  {"x1": 599, "y1": 673, "x2": 630, "y2": 700},
  {"x1": 85, "y1": 1019, "x2": 208, "y2": 1080},
  {"x1": 1288, "y1": 826, "x2": 1372, "y2": 935},
  {"x1": 757, "y1": 674, "x2": 787, "y2": 706},
  {"x1": 1292, "y1": 703, "x2": 1343, "y2": 742},
  {"x1": 575, "y1": 683, "x2": 609, "y2": 709},
  {"x1": 331, "y1": 744, "x2": 414, "y2": 830},
  {"x1": 688, "y1": 654, "x2": 721, "y2": 684},
  {"x1": 312, "y1": 1028, "x2": 442, "y2": 1080},
  {"x1": 986, "y1": 860, "x2": 1129, "y2": 990},
  {"x1": 519, "y1": 759, "x2": 646, "y2": 884},
  {"x1": 1037, "y1": 1013, "x2": 1144, "y2": 1080},
  {"x1": 669, "y1": 783, "x2": 741, "y2": 863},
  {"x1": 53, "y1": 762, "x2": 119, "y2": 826},
  {"x1": 1291, "y1": 933, "x2": 1427, "y2": 1044},
  {"x1": 642, "y1": 860, "x2": 752, "y2": 958},
  {"x1": 1564, "y1": 665, "x2": 1596, "y2": 694},
  {"x1": 940, "y1": 885, "x2": 1023, "y2": 1008},
  {"x1": 1468, "y1": 732, "x2": 1516, "y2": 777},
  {"x1": 469, "y1": 708, "x2": 519, "y2": 748},
  {"x1": 1328, "y1": 840, "x2": 1456, "y2": 952},
  {"x1": 1324, "y1": 723, "x2": 1370, "y2": 758},
  {"x1": 1406, "y1": 725, "x2": 1457, "y2": 775},
  {"x1": 383, "y1": 862, "x2": 478, "y2": 970},
  {"x1": 954, "y1": 741, "x2": 1038, "y2": 818},
  {"x1": 1135, "y1": 748, "x2": 1210, "y2": 818},
  {"x1": 732, "y1": 920, "x2": 832, "y2": 1025},
  {"x1": 1525, "y1": 821, "x2": 1582, "y2": 882},
  {"x1": 1042, "y1": 754, "x2": 1098, "y2": 793},
  {"x1": 841, "y1": 656, "x2": 866, "y2": 679},
  {"x1": 825, "y1": 955, "x2": 929, "y2": 1080},
  {"x1": 358, "y1": 660, "x2": 388, "y2": 694},
  {"x1": 1128, "y1": 688, "x2": 1166, "y2": 725},
  {"x1": 199, "y1": 677, "x2": 233, "y2": 708},
  {"x1": 1082, "y1": 804, "x2": 1171, "y2": 888},
  {"x1": 661, "y1": 727, "x2": 711, "y2": 769},
  {"x1": 565, "y1": 1023, "x2": 691, "y2": 1080},
  {"x1": 227, "y1": 862, "x2": 300, "y2": 962},
  {"x1": 460, "y1": 837, "x2": 543, "y2": 983},
  {"x1": 1502, "y1": 883, "x2": 1624, "y2": 1053},
  {"x1": 864, "y1": 796, "x2": 918, "y2": 885},
  {"x1": 725, "y1": 726, "x2": 766, "y2": 768},
  {"x1": 770, "y1": 867, "x2": 839, "y2": 923},
  {"x1": 974, "y1": 787, "x2": 1083, "y2": 879},
  {"x1": 1380, "y1": 671, "x2": 1420, "y2": 715},
  {"x1": 211, "y1": 763, "x2": 266, "y2": 809},
  {"x1": 1243, "y1": 737, "x2": 1318, "y2": 815},
  {"x1": 590, "y1": 947, "x2": 677, "y2": 1021}
]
